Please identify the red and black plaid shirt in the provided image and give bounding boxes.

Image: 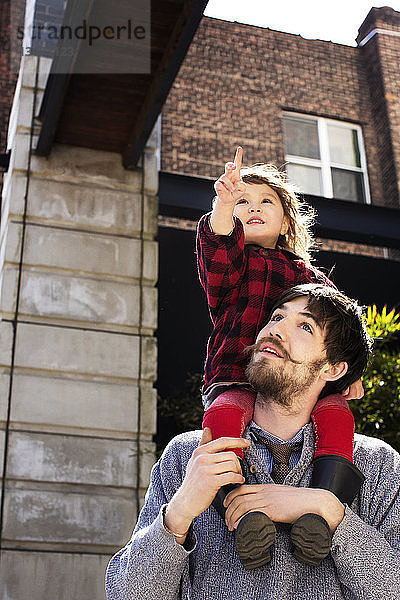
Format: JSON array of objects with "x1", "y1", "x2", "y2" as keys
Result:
[{"x1": 196, "y1": 213, "x2": 334, "y2": 393}]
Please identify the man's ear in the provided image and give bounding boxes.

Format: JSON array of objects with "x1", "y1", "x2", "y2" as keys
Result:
[{"x1": 319, "y1": 361, "x2": 348, "y2": 382}]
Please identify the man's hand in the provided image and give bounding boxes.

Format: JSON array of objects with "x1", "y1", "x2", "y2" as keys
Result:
[
  {"x1": 214, "y1": 146, "x2": 246, "y2": 205},
  {"x1": 164, "y1": 429, "x2": 250, "y2": 543},
  {"x1": 224, "y1": 484, "x2": 345, "y2": 534}
]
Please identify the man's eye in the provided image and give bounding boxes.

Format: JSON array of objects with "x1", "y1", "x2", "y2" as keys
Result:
[
  {"x1": 301, "y1": 323, "x2": 313, "y2": 333},
  {"x1": 271, "y1": 313, "x2": 283, "y2": 322}
]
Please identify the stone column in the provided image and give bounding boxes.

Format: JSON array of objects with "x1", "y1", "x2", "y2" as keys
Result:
[{"x1": 0, "y1": 55, "x2": 158, "y2": 599}]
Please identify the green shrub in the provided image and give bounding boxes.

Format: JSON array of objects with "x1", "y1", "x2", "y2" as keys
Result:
[
  {"x1": 350, "y1": 305, "x2": 400, "y2": 453},
  {"x1": 156, "y1": 373, "x2": 204, "y2": 455}
]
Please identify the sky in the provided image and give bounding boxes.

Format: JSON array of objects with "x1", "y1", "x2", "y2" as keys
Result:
[{"x1": 204, "y1": 1, "x2": 400, "y2": 46}]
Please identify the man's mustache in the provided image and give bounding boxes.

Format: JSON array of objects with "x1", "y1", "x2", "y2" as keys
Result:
[{"x1": 244, "y1": 337, "x2": 302, "y2": 365}]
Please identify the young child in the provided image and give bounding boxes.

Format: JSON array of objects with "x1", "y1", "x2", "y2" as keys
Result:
[{"x1": 196, "y1": 147, "x2": 365, "y2": 569}]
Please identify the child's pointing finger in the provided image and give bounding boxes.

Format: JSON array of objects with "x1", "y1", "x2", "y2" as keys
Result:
[{"x1": 233, "y1": 147, "x2": 243, "y2": 173}]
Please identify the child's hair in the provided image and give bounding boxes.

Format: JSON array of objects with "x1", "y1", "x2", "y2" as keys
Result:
[{"x1": 240, "y1": 163, "x2": 316, "y2": 263}]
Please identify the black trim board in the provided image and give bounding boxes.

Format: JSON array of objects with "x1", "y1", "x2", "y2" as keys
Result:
[
  {"x1": 123, "y1": 0, "x2": 209, "y2": 168},
  {"x1": 159, "y1": 171, "x2": 400, "y2": 249}
]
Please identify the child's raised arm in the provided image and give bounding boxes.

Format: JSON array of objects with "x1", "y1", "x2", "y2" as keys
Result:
[{"x1": 210, "y1": 147, "x2": 246, "y2": 235}]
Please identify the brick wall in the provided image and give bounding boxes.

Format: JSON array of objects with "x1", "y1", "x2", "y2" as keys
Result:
[
  {"x1": 161, "y1": 12, "x2": 400, "y2": 209},
  {"x1": 357, "y1": 7, "x2": 400, "y2": 208}
]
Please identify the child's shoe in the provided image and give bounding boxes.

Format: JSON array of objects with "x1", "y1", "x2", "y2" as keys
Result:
[
  {"x1": 290, "y1": 394, "x2": 365, "y2": 566},
  {"x1": 235, "y1": 512, "x2": 276, "y2": 569},
  {"x1": 290, "y1": 456, "x2": 364, "y2": 565},
  {"x1": 290, "y1": 513, "x2": 332, "y2": 566},
  {"x1": 213, "y1": 483, "x2": 276, "y2": 570}
]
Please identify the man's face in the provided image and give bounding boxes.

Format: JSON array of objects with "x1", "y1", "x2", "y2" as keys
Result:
[{"x1": 246, "y1": 296, "x2": 328, "y2": 407}]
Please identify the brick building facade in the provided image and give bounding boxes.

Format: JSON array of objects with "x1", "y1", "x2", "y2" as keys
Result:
[
  {"x1": 0, "y1": 0, "x2": 210, "y2": 597},
  {"x1": 157, "y1": 7, "x2": 400, "y2": 397},
  {"x1": 356, "y1": 7, "x2": 400, "y2": 208},
  {"x1": 0, "y1": 5, "x2": 399, "y2": 594},
  {"x1": 161, "y1": 7, "x2": 400, "y2": 210}
]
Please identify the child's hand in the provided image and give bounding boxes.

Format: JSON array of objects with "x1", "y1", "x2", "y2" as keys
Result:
[
  {"x1": 214, "y1": 147, "x2": 246, "y2": 205},
  {"x1": 342, "y1": 378, "x2": 364, "y2": 400}
]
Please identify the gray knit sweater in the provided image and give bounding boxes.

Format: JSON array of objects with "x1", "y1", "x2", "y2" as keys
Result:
[{"x1": 106, "y1": 425, "x2": 400, "y2": 600}]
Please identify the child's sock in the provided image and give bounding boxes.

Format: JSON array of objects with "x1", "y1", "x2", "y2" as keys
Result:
[
  {"x1": 202, "y1": 388, "x2": 255, "y2": 459},
  {"x1": 311, "y1": 394, "x2": 354, "y2": 462}
]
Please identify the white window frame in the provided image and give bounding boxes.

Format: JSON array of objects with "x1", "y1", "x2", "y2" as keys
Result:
[{"x1": 283, "y1": 111, "x2": 371, "y2": 204}]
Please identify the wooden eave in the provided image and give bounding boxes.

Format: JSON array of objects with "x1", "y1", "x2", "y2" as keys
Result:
[{"x1": 35, "y1": 0, "x2": 208, "y2": 167}]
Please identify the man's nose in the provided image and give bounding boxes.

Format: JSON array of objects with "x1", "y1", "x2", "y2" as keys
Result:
[{"x1": 268, "y1": 322, "x2": 285, "y2": 341}]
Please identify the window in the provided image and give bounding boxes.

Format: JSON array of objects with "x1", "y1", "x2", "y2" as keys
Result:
[{"x1": 283, "y1": 112, "x2": 370, "y2": 203}]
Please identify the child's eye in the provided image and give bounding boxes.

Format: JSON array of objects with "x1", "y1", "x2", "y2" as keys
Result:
[
  {"x1": 262, "y1": 198, "x2": 273, "y2": 204},
  {"x1": 236, "y1": 198, "x2": 248, "y2": 205},
  {"x1": 301, "y1": 323, "x2": 313, "y2": 333}
]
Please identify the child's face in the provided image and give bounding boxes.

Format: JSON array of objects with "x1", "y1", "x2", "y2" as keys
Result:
[{"x1": 233, "y1": 183, "x2": 288, "y2": 248}]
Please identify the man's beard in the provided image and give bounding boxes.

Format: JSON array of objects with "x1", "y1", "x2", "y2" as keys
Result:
[{"x1": 245, "y1": 339, "x2": 326, "y2": 409}]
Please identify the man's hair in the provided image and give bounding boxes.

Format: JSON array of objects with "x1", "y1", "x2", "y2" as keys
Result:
[
  {"x1": 240, "y1": 163, "x2": 315, "y2": 263},
  {"x1": 268, "y1": 284, "x2": 373, "y2": 395}
]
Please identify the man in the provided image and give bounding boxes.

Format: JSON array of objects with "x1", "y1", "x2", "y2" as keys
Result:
[{"x1": 106, "y1": 284, "x2": 400, "y2": 600}]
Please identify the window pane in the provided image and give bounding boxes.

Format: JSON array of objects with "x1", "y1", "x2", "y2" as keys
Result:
[
  {"x1": 331, "y1": 168, "x2": 364, "y2": 202},
  {"x1": 327, "y1": 125, "x2": 361, "y2": 167},
  {"x1": 283, "y1": 115, "x2": 320, "y2": 159},
  {"x1": 286, "y1": 163, "x2": 322, "y2": 196}
]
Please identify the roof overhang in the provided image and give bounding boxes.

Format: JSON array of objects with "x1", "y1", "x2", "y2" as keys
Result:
[{"x1": 35, "y1": 0, "x2": 208, "y2": 167}]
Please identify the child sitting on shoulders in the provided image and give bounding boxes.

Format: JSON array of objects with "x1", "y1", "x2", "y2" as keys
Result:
[{"x1": 196, "y1": 147, "x2": 365, "y2": 570}]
